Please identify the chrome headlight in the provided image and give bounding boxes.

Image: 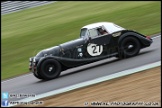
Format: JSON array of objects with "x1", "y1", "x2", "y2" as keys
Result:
[
  {"x1": 33, "y1": 57, "x2": 36, "y2": 62},
  {"x1": 29, "y1": 58, "x2": 32, "y2": 62}
]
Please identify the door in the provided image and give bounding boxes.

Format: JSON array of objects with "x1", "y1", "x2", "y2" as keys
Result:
[{"x1": 86, "y1": 28, "x2": 111, "y2": 57}]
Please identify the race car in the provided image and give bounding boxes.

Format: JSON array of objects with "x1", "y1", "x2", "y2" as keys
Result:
[{"x1": 29, "y1": 22, "x2": 153, "y2": 80}]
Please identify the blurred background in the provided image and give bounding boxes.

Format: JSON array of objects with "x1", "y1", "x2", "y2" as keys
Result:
[{"x1": 1, "y1": 1, "x2": 161, "y2": 80}]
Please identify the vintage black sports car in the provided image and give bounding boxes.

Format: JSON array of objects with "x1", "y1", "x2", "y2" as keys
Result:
[{"x1": 29, "y1": 22, "x2": 153, "y2": 80}]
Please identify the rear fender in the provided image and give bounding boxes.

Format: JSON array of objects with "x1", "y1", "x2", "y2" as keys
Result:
[{"x1": 118, "y1": 32, "x2": 151, "y2": 46}]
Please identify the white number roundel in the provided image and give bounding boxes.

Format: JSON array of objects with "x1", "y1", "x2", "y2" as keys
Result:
[{"x1": 87, "y1": 43, "x2": 103, "y2": 56}]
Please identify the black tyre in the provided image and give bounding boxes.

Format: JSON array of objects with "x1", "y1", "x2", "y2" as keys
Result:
[
  {"x1": 39, "y1": 59, "x2": 61, "y2": 80},
  {"x1": 33, "y1": 71, "x2": 44, "y2": 79},
  {"x1": 118, "y1": 37, "x2": 141, "y2": 58}
]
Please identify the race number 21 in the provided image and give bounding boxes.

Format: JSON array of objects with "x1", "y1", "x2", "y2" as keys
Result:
[{"x1": 87, "y1": 43, "x2": 103, "y2": 56}]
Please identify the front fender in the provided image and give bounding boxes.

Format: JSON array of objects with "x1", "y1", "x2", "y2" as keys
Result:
[
  {"x1": 36, "y1": 56, "x2": 55, "y2": 71},
  {"x1": 37, "y1": 56, "x2": 91, "y2": 69},
  {"x1": 36, "y1": 53, "x2": 117, "y2": 69}
]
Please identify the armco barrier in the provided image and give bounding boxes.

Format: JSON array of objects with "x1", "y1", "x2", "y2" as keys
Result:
[{"x1": 1, "y1": 1, "x2": 56, "y2": 15}]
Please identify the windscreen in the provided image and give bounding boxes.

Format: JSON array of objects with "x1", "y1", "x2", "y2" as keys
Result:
[{"x1": 80, "y1": 28, "x2": 87, "y2": 38}]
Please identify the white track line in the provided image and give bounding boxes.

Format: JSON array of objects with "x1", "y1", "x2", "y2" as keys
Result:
[
  {"x1": 8, "y1": 61, "x2": 161, "y2": 107},
  {"x1": 1, "y1": 73, "x2": 32, "y2": 83},
  {"x1": 152, "y1": 35, "x2": 161, "y2": 39}
]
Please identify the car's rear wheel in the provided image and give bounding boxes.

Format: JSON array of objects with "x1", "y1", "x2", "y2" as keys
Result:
[
  {"x1": 39, "y1": 59, "x2": 61, "y2": 80},
  {"x1": 118, "y1": 36, "x2": 141, "y2": 58}
]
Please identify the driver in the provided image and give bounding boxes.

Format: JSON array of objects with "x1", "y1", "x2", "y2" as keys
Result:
[{"x1": 98, "y1": 28, "x2": 108, "y2": 35}]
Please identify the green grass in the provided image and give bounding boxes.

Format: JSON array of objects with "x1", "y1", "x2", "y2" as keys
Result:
[{"x1": 1, "y1": 1, "x2": 161, "y2": 80}]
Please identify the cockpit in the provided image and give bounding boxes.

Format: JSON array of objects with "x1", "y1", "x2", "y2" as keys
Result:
[
  {"x1": 80, "y1": 26, "x2": 108, "y2": 39},
  {"x1": 80, "y1": 22, "x2": 125, "y2": 39}
]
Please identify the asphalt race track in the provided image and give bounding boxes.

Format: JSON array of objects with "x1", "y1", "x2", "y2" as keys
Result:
[{"x1": 1, "y1": 35, "x2": 161, "y2": 101}]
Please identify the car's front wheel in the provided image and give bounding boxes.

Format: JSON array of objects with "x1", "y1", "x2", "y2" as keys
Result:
[
  {"x1": 39, "y1": 59, "x2": 61, "y2": 80},
  {"x1": 33, "y1": 71, "x2": 44, "y2": 79},
  {"x1": 118, "y1": 36, "x2": 141, "y2": 58}
]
